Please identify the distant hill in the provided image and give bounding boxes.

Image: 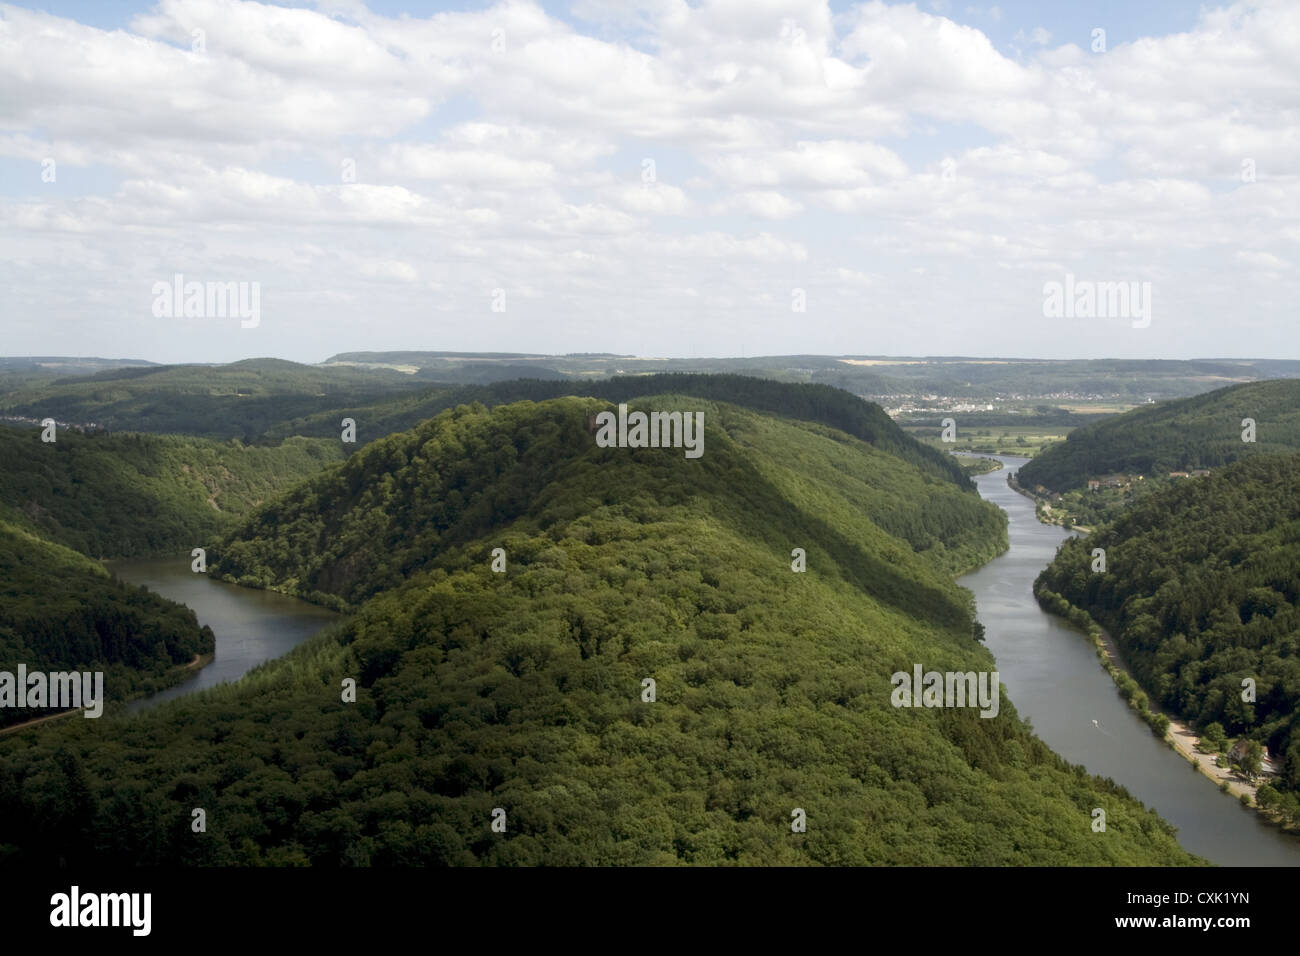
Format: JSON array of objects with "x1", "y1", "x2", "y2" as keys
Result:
[
  {"x1": 318, "y1": 352, "x2": 1300, "y2": 400},
  {"x1": 0, "y1": 357, "x2": 157, "y2": 375},
  {"x1": 0, "y1": 359, "x2": 424, "y2": 440},
  {"x1": 326, "y1": 351, "x2": 553, "y2": 362},
  {"x1": 260, "y1": 374, "x2": 974, "y2": 489},
  {"x1": 0, "y1": 425, "x2": 344, "y2": 558},
  {"x1": 8, "y1": 355, "x2": 1300, "y2": 441},
  {"x1": 1017, "y1": 379, "x2": 1300, "y2": 493}
]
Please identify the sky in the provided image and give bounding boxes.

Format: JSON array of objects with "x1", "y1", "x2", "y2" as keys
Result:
[{"x1": 0, "y1": 0, "x2": 1297, "y2": 364}]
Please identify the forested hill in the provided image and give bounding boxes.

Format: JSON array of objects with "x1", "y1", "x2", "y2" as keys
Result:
[
  {"x1": 262, "y1": 374, "x2": 973, "y2": 489},
  {"x1": 0, "y1": 521, "x2": 214, "y2": 727},
  {"x1": 0, "y1": 358, "x2": 424, "y2": 440},
  {"x1": 212, "y1": 395, "x2": 1000, "y2": 611},
  {"x1": 1035, "y1": 454, "x2": 1300, "y2": 801},
  {"x1": 3, "y1": 362, "x2": 972, "y2": 489},
  {"x1": 1018, "y1": 379, "x2": 1300, "y2": 493},
  {"x1": 0, "y1": 394, "x2": 1201, "y2": 865},
  {"x1": 0, "y1": 425, "x2": 343, "y2": 558}
]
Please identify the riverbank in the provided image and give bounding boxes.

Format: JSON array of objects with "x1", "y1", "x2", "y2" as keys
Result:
[
  {"x1": 959, "y1": 456, "x2": 1300, "y2": 863},
  {"x1": 1006, "y1": 471, "x2": 1094, "y2": 533},
  {"x1": 1037, "y1": 584, "x2": 1299, "y2": 834},
  {"x1": 1009, "y1": 455, "x2": 1300, "y2": 834},
  {"x1": 1013, "y1": 458, "x2": 1299, "y2": 832},
  {"x1": 0, "y1": 651, "x2": 217, "y2": 736},
  {"x1": 110, "y1": 555, "x2": 340, "y2": 712},
  {"x1": 957, "y1": 455, "x2": 1004, "y2": 476}
]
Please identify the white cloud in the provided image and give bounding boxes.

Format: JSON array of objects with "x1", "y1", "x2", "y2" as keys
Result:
[
  {"x1": 1, "y1": 0, "x2": 1298, "y2": 361},
  {"x1": 1236, "y1": 250, "x2": 1287, "y2": 268},
  {"x1": 1013, "y1": 27, "x2": 1051, "y2": 46},
  {"x1": 713, "y1": 190, "x2": 805, "y2": 219},
  {"x1": 358, "y1": 258, "x2": 420, "y2": 281},
  {"x1": 599, "y1": 182, "x2": 692, "y2": 216}
]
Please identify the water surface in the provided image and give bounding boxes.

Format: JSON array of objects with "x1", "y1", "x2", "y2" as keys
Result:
[
  {"x1": 107, "y1": 555, "x2": 336, "y2": 712},
  {"x1": 961, "y1": 455, "x2": 1300, "y2": 865}
]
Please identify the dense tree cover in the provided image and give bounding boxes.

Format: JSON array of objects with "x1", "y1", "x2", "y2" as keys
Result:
[
  {"x1": 1018, "y1": 379, "x2": 1300, "y2": 493},
  {"x1": 1034, "y1": 454, "x2": 1300, "y2": 801},
  {"x1": 0, "y1": 425, "x2": 343, "y2": 557},
  {"x1": 3, "y1": 359, "x2": 974, "y2": 488},
  {"x1": 0, "y1": 358, "x2": 426, "y2": 441},
  {"x1": 213, "y1": 396, "x2": 1002, "y2": 611},
  {"x1": 0, "y1": 398, "x2": 1198, "y2": 866},
  {"x1": 262, "y1": 374, "x2": 974, "y2": 488},
  {"x1": 0, "y1": 521, "x2": 213, "y2": 728},
  {"x1": 9, "y1": 357, "x2": 1300, "y2": 450}
]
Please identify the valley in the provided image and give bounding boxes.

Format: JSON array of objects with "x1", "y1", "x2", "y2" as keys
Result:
[{"x1": 2, "y1": 356, "x2": 1299, "y2": 867}]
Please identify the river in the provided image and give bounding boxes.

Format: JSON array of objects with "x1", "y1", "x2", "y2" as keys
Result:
[
  {"x1": 106, "y1": 556, "x2": 337, "y2": 712},
  {"x1": 961, "y1": 455, "x2": 1300, "y2": 866},
  {"x1": 109, "y1": 466, "x2": 1300, "y2": 864}
]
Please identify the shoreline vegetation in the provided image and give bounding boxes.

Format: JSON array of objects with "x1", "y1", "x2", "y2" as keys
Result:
[
  {"x1": 1033, "y1": 581, "x2": 1299, "y2": 836},
  {"x1": 0, "y1": 650, "x2": 214, "y2": 737},
  {"x1": 1006, "y1": 471, "x2": 1095, "y2": 533},
  {"x1": 1002, "y1": 464, "x2": 1300, "y2": 834},
  {"x1": 958, "y1": 455, "x2": 1004, "y2": 476}
]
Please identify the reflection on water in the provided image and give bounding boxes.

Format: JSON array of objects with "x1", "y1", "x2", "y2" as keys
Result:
[{"x1": 106, "y1": 555, "x2": 336, "y2": 712}]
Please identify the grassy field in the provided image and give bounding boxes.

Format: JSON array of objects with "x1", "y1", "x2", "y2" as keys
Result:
[
  {"x1": 959, "y1": 456, "x2": 1005, "y2": 475},
  {"x1": 903, "y1": 424, "x2": 1071, "y2": 458}
]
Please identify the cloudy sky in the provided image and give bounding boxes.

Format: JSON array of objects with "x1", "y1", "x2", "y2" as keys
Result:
[{"x1": 1, "y1": 0, "x2": 1297, "y2": 363}]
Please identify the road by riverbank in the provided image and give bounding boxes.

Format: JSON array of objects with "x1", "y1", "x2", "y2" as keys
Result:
[
  {"x1": 1013, "y1": 468, "x2": 1296, "y2": 831},
  {"x1": 1089, "y1": 625, "x2": 1266, "y2": 801},
  {"x1": 0, "y1": 652, "x2": 215, "y2": 737},
  {"x1": 961, "y1": 455, "x2": 1300, "y2": 863}
]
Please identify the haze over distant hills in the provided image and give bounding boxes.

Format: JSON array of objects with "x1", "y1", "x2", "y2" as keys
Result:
[
  {"x1": 322, "y1": 353, "x2": 1300, "y2": 399},
  {"x1": 7, "y1": 354, "x2": 1300, "y2": 414}
]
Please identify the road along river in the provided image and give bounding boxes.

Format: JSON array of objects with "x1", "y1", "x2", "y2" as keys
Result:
[{"x1": 960, "y1": 455, "x2": 1300, "y2": 866}]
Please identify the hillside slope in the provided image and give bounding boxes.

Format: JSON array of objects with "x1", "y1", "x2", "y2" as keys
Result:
[
  {"x1": 1018, "y1": 379, "x2": 1300, "y2": 493},
  {"x1": 0, "y1": 521, "x2": 214, "y2": 728},
  {"x1": 0, "y1": 358, "x2": 424, "y2": 440},
  {"x1": 1035, "y1": 454, "x2": 1300, "y2": 803},
  {"x1": 260, "y1": 373, "x2": 974, "y2": 489},
  {"x1": 212, "y1": 395, "x2": 1001, "y2": 610},
  {"x1": 0, "y1": 425, "x2": 344, "y2": 558},
  {"x1": 0, "y1": 396, "x2": 1186, "y2": 865}
]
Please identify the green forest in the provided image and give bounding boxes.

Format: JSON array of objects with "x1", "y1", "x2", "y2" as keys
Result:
[
  {"x1": 1035, "y1": 454, "x2": 1300, "y2": 813},
  {"x1": 0, "y1": 358, "x2": 427, "y2": 440},
  {"x1": 0, "y1": 425, "x2": 343, "y2": 557},
  {"x1": 1018, "y1": 379, "x2": 1300, "y2": 494},
  {"x1": 211, "y1": 394, "x2": 996, "y2": 610},
  {"x1": 0, "y1": 520, "x2": 213, "y2": 728},
  {"x1": 260, "y1": 373, "x2": 975, "y2": 488},
  {"x1": 0, "y1": 391, "x2": 1202, "y2": 865},
  {"x1": 0, "y1": 417, "x2": 340, "y2": 726}
]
